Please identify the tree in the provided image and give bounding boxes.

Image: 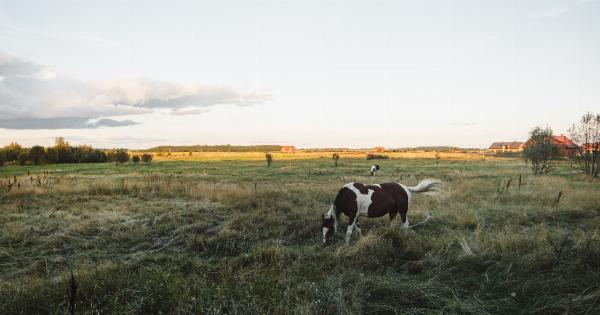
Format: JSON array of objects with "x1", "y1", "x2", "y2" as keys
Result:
[
  {"x1": 0, "y1": 151, "x2": 6, "y2": 167},
  {"x1": 332, "y1": 153, "x2": 340, "y2": 167},
  {"x1": 523, "y1": 126, "x2": 560, "y2": 174},
  {"x1": 569, "y1": 112, "x2": 600, "y2": 177},
  {"x1": 265, "y1": 152, "x2": 273, "y2": 167},
  {"x1": 17, "y1": 151, "x2": 29, "y2": 165},
  {"x1": 141, "y1": 153, "x2": 153, "y2": 164},
  {"x1": 132, "y1": 155, "x2": 140, "y2": 164},
  {"x1": 29, "y1": 146, "x2": 46, "y2": 165},
  {"x1": 54, "y1": 137, "x2": 75, "y2": 163},
  {"x1": 3, "y1": 142, "x2": 22, "y2": 162}
]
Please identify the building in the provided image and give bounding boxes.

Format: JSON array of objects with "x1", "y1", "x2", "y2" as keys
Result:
[
  {"x1": 488, "y1": 141, "x2": 525, "y2": 153},
  {"x1": 583, "y1": 143, "x2": 600, "y2": 153},
  {"x1": 552, "y1": 134, "x2": 578, "y2": 158},
  {"x1": 280, "y1": 146, "x2": 296, "y2": 153}
]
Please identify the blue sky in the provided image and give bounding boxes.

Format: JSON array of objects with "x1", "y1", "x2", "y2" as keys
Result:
[{"x1": 1, "y1": 0, "x2": 599, "y2": 148}]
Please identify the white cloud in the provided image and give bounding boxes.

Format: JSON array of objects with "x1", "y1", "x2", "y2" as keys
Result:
[{"x1": 0, "y1": 52, "x2": 271, "y2": 129}]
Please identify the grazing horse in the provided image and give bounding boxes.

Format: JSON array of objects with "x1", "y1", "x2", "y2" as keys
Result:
[
  {"x1": 321, "y1": 179, "x2": 441, "y2": 245},
  {"x1": 370, "y1": 164, "x2": 381, "y2": 176}
]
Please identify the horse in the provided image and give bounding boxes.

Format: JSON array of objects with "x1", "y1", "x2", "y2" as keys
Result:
[
  {"x1": 321, "y1": 179, "x2": 441, "y2": 245},
  {"x1": 370, "y1": 164, "x2": 381, "y2": 176}
]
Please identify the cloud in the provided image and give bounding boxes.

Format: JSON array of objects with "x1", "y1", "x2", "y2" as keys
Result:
[
  {"x1": 0, "y1": 52, "x2": 270, "y2": 129},
  {"x1": 0, "y1": 117, "x2": 138, "y2": 129}
]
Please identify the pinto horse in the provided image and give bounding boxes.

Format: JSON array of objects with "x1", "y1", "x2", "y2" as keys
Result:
[{"x1": 322, "y1": 179, "x2": 441, "y2": 245}]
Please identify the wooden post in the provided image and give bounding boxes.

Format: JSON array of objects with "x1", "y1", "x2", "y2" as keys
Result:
[{"x1": 518, "y1": 174, "x2": 522, "y2": 190}]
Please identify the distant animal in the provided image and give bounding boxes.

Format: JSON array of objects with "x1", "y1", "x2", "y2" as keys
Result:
[
  {"x1": 321, "y1": 179, "x2": 441, "y2": 245},
  {"x1": 370, "y1": 164, "x2": 381, "y2": 176}
]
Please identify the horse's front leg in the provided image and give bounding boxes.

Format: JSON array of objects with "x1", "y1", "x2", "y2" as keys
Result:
[{"x1": 346, "y1": 215, "x2": 358, "y2": 245}]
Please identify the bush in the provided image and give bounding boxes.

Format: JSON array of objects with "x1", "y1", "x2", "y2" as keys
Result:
[
  {"x1": 332, "y1": 153, "x2": 340, "y2": 167},
  {"x1": 108, "y1": 149, "x2": 130, "y2": 164},
  {"x1": 265, "y1": 153, "x2": 273, "y2": 167},
  {"x1": 366, "y1": 154, "x2": 389, "y2": 160},
  {"x1": 141, "y1": 153, "x2": 153, "y2": 164},
  {"x1": 132, "y1": 156, "x2": 140, "y2": 164}
]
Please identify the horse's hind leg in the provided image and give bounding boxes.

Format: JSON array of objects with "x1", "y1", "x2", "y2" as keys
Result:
[{"x1": 400, "y1": 209, "x2": 409, "y2": 229}]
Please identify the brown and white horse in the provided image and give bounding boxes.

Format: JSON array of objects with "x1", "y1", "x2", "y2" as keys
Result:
[{"x1": 321, "y1": 179, "x2": 441, "y2": 245}]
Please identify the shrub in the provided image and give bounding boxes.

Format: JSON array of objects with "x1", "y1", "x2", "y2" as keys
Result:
[
  {"x1": 265, "y1": 153, "x2": 273, "y2": 167},
  {"x1": 141, "y1": 153, "x2": 153, "y2": 164},
  {"x1": 108, "y1": 149, "x2": 130, "y2": 164},
  {"x1": 366, "y1": 154, "x2": 389, "y2": 160},
  {"x1": 332, "y1": 153, "x2": 340, "y2": 167},
  {"x1": 132, "y1": 156, "x2": 140, "y2": 164}
]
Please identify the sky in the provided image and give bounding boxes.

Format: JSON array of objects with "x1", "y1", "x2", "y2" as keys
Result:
[{"x1": 0, "y1": 0, "x2": 599, "y2": 149}]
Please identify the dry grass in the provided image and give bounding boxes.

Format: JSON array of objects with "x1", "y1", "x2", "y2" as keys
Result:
[
  {"x1": 0, "y1": 157, "x2": 599, "y2": 314},
  {"x1": 137, "y1": 150, "x2": 494, "y2": 162}
]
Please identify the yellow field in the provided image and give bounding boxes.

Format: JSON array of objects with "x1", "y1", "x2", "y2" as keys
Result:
[{"x1": 130, "y1": 150, "x2": 494, "y2": 161}]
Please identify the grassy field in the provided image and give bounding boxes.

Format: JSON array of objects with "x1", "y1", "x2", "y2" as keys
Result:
[{"x1": 0, "y1": 154, "x2": 599, "y2": 314}]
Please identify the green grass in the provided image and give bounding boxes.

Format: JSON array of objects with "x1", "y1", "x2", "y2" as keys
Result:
[{"x1": 0, "y1": 158, "x2": 599, "y2": 314}]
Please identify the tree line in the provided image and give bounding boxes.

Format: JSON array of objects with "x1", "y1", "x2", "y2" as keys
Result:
[{"x1": 0, "y1": 137, "x2": 153, "y2": 167}]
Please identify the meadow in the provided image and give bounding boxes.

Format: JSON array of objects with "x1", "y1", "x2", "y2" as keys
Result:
[{"x1": 0, "y1": 153, "x2": 599, "y2": 314}]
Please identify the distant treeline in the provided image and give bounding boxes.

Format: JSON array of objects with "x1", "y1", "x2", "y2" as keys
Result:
[
  {"x1": 0, "y1": 138, "x2": 133, "y2": 166},
  {"x1": 143, "y1": 145, "x2": 284, "y2": 152}
]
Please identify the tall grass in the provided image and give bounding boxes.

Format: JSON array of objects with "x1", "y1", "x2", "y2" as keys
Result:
[{"x1": 0, "y1": 158, "x2": 599, "y2": 314}]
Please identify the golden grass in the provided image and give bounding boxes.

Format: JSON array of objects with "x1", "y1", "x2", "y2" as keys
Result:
[{"x1": 131, "y1": 150, "x2": 496, "y2": 162}]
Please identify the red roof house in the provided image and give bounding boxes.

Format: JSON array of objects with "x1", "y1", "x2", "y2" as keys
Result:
[
  {"x1": 552, "y1": 134, "x2": 578, "y2": 158},
  {"x1": 281, "y1": 146, "x2": 296, "y2": 153}
]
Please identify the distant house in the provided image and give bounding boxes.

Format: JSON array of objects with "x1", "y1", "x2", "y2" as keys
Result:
[
  {"x1": 488, "y1": 141, "x2": 525, "y2": 153},
  {"x1": 281, "y1": 146, "x2": 296, "y2": 153},
  {"x1": 552, "y1": 134, "x2": 578, "y2": 158},
  {"x1": 583, "y1": 142, "x2": 600, "y2": 153}
]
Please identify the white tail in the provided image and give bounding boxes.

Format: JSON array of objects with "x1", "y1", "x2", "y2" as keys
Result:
[{"x1": 406, "y1": 179, "x2": 442, "y2": 196}]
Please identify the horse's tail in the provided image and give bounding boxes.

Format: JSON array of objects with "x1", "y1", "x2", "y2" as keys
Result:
[{"x1": 406, "y1": 179, "x2": 442, "y2": 196}]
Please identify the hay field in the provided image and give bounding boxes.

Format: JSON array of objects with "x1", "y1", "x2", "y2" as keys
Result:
[
  {"x1": 132, "y1": 150, "x2": 491, "y2": 162},
  {"x1": 0, "y1": 155, "x2": 599, "y2": 314}
]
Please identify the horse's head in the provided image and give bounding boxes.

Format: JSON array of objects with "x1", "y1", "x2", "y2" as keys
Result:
[{"x1": 321, "y1": 213, "x2": 336, "y2": 243}]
